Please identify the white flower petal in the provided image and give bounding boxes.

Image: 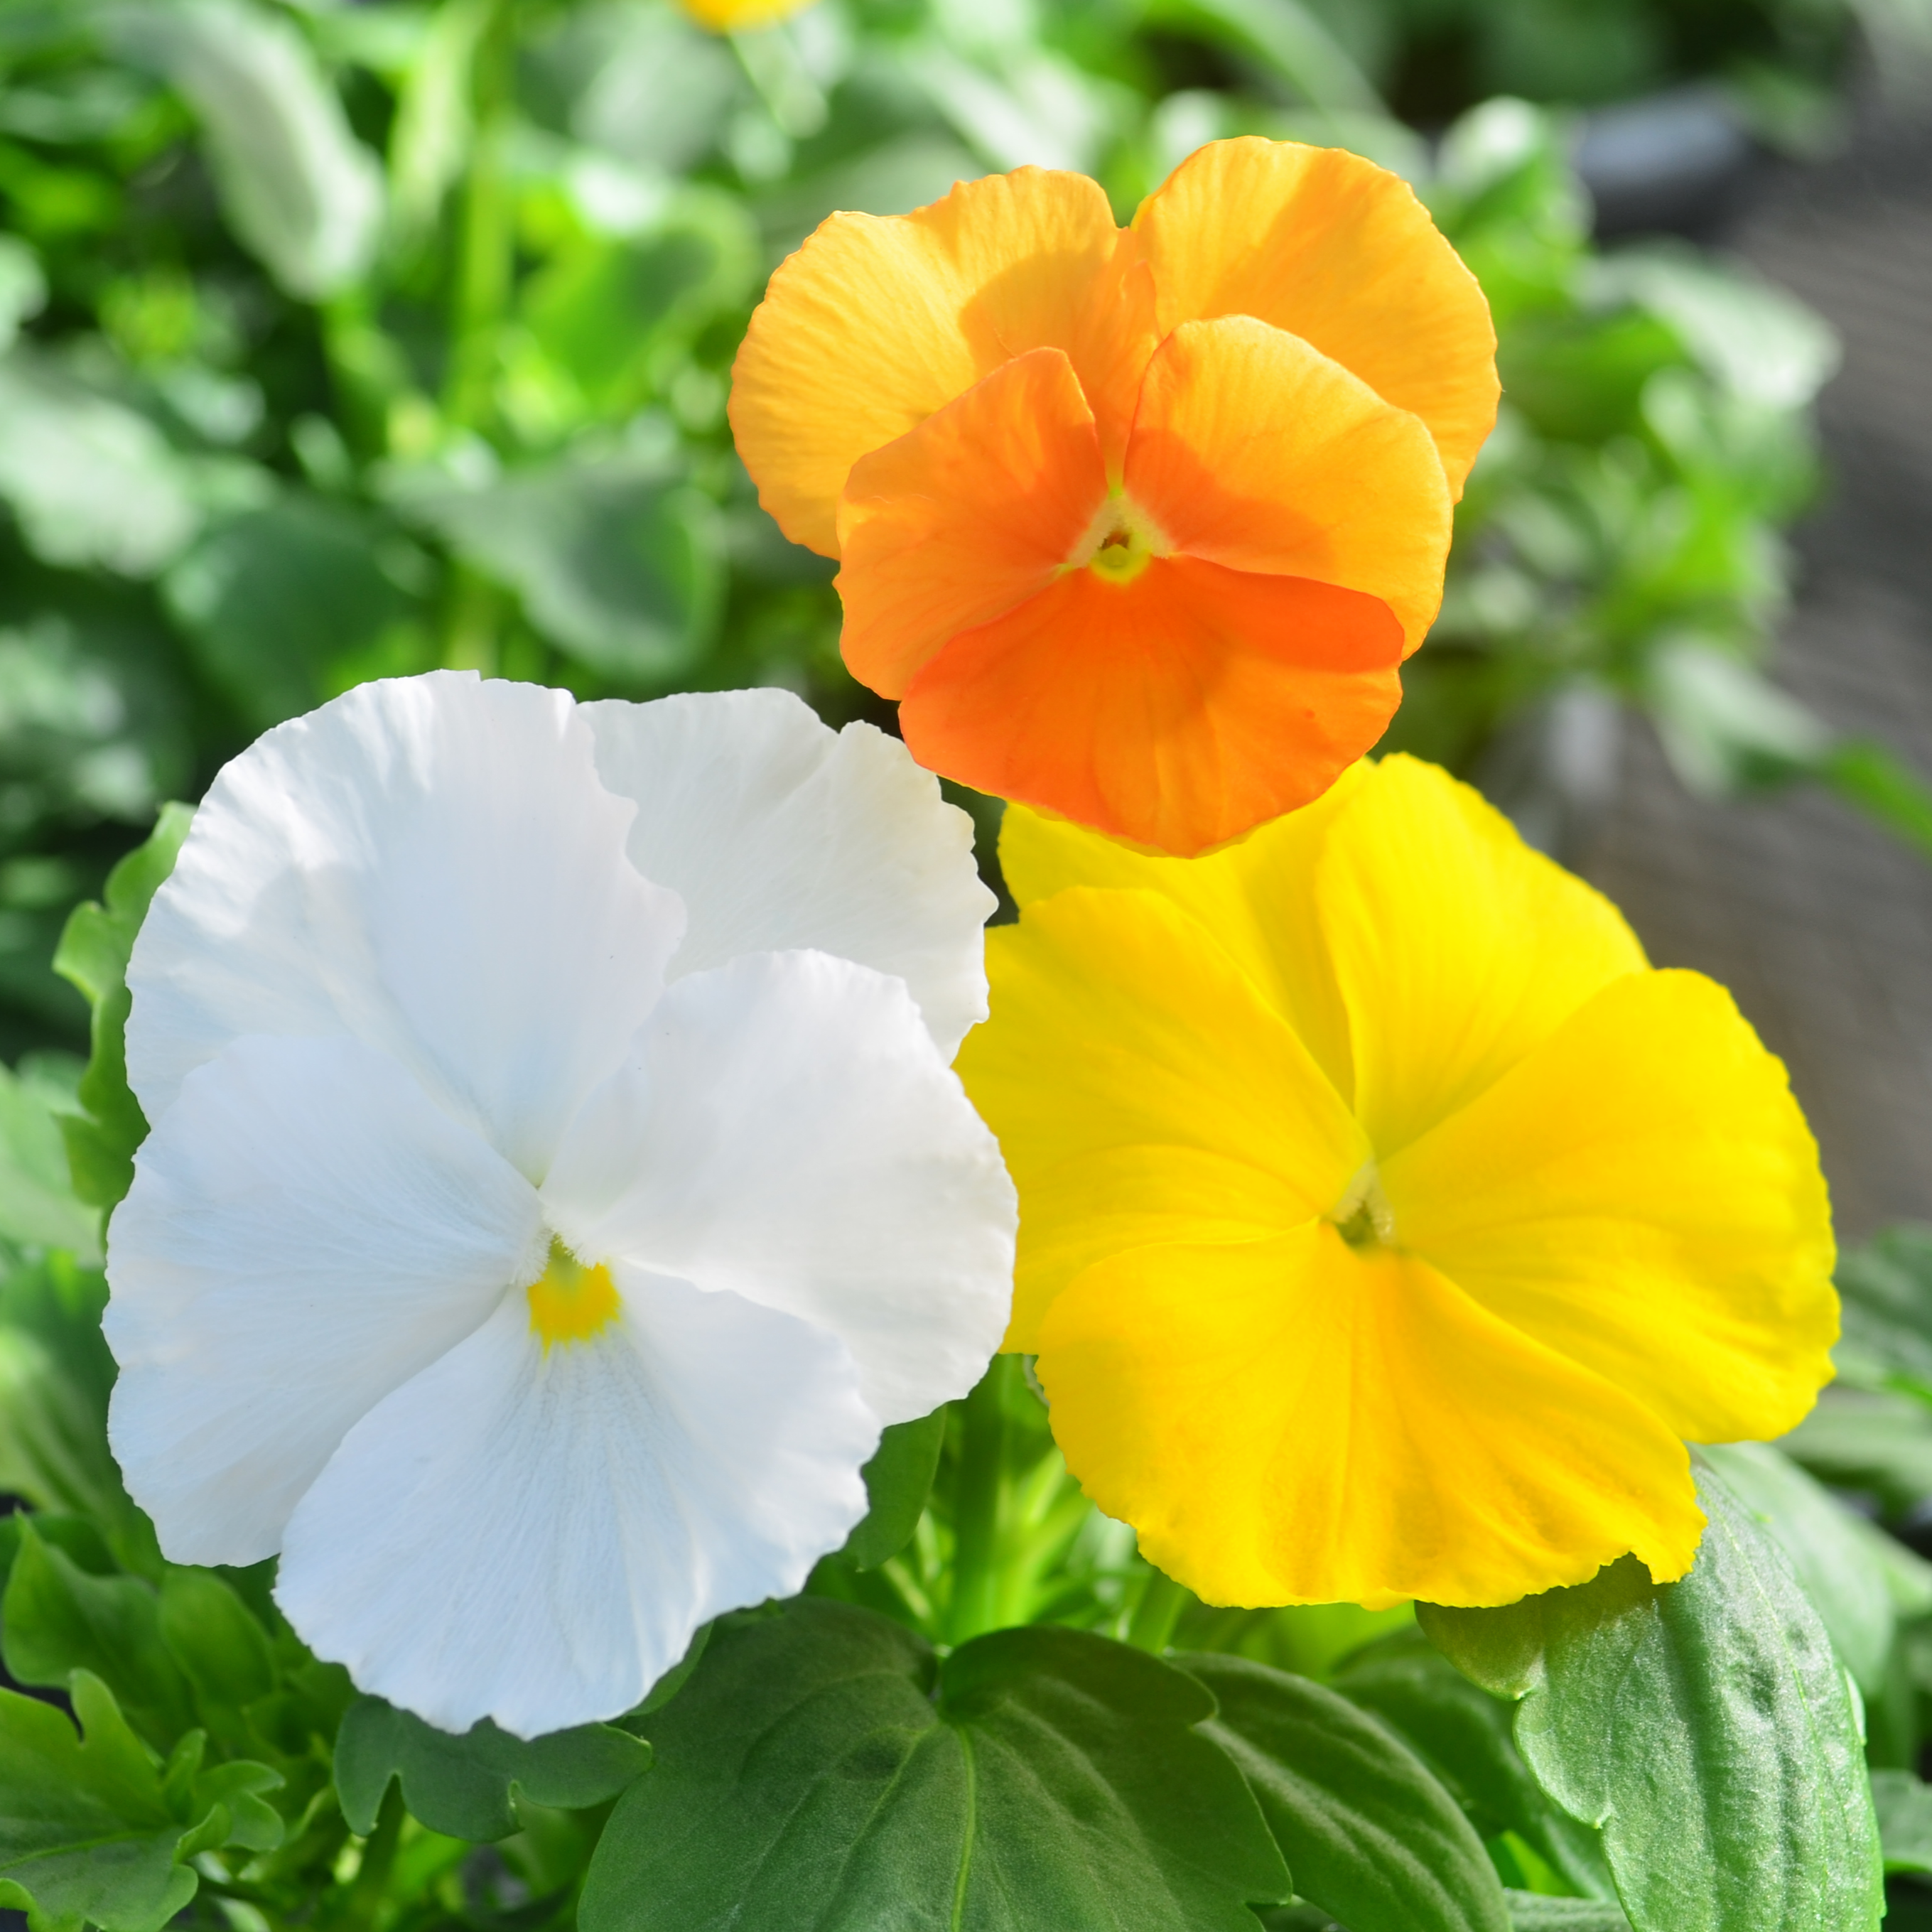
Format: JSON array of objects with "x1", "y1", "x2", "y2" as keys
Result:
[
  {"x1": 275, "y1": 1275, "x2": 876, "y2": 1738},
  {"x1": 584, "y1": 687, "x2": 994, "y2": 1058},
  {"x1": 105, "y1": 1035, "x2": 542, "y2": 1568},
  {"x1": 127, "y1": 671, "x2": 684, "y2": 1178},
  {"x1": 543, "y1": 949, "x2": 1016, "y2": 1427}
]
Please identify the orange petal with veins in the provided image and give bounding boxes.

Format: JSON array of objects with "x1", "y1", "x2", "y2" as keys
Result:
[
  {"x1": 731, "y1": 170, "x2": 1157, "y2": 556},
  {"x1": 836, "y1": 348, "x2": 1108, "y2": 700},
  {"x1": 1135, "y1": 139, "x2": 1499, "y2": 499},
  {"x1": 1126, "y1": 316, "x2": 1452, "y2": 653},
  {"x1": 897, "y1": 556, "x2": 1403, "y2": 855}
]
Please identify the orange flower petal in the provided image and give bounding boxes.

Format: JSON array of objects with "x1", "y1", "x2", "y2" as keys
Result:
[
  {"x1": 1126, "y1": 317, "x2": 1452, "y2": 652},
  {"x1": 834, "y1": 348, "x2": 1107, "y2": 700},
  {"x1": 1134, "y1": 139, "x2": 1499, "y2": 499},
  {"x1": 730, "y1": 169, "x2": 1157, "y2": 556},
  {"x1": 897, "y1": 555, "x2": 1403, "y2": 855},
  {"x1": 1035, "y1": 1227, "x2": 1703, "y2": 1609}
]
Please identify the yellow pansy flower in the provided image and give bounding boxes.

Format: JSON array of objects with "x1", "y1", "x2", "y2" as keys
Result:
[{"x1": 957, "y1": 755, "x2": 1838, "y2": 1609}]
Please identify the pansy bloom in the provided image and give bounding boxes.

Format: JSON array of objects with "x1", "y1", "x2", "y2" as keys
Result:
[
  {"x1": 105, "y1": 674, "x2": 1015, "y2": 1737},
  {"x1": 730, "y1": 140, "x2": 1498, "y2": 856},
  {"x1": 958, "y1": 755, "x2": 1837, "y2": 1608}
]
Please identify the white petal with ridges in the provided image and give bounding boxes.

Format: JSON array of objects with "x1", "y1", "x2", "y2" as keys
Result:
[
  {"x1": 274, "y1": 1274, "x2": 876, "y2": 1738},
  {"x1": 584, "y1": 688, "x2": 994, "y2": 1058},
  {"x1": 543, "y1": 948, "x2": 1015, "y2": 1427},
  {"x1": 106, "y1": 1035, "x2": 543, "y2": 1567},
  {"x1": 126, "y1": 671, "x2": 684, "y2": 1179}
]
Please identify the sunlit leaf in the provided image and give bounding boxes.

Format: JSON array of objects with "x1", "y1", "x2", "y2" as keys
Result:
[
  {"x1": 1420, "y1": 1464, "x2": 1882, "y2": 1932},
  {"x1": 52, "y1": 803, "x2": 193, "y2": 1212},
  {"x1": 0, "y1": 350, "x2": 200, "y2": 576},
  {"x1": 102, "y1": 0, "x2": 383, "y2": 299}
]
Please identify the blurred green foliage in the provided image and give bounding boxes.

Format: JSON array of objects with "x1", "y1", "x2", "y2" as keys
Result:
[{"x1": 0, "y1": 0, "x2": 1923, "y2": 1070}]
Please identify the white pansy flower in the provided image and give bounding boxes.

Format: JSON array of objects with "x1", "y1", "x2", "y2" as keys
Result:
[{"x1": 104, "y1": 672, "x2": 1015, "y2": 1739}]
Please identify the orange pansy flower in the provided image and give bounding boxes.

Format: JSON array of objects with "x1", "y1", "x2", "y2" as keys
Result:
[{"x1": 730, "y1": 140, "x2": 1499, "y2": 855}]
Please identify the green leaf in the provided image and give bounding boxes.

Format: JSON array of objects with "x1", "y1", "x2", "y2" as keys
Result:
[
  {"x1": 581, "y1": 1599, "x2": 1290, "y2": 1932},
  {"x1": 0, "y1": 1061, "x2": 97, "y2": 1258},
  {"x1": 1419, "y1": 1464, "x2": 1882, "y2": 1932},
  {"x1": 1700, "y1": 1440, "x2": 1932, "y2": 1693},
  {"x1": 1871, "y1": 1771, "x2": 1932, "y2": 1875},
  {"x1": 1830, "y1": 1224, "x2": 1932, "y2": 1398},
  {"x1": 163, "y1": 494, "x2": 418, "y2": 731},
  {"x1": 1783, "y1": 1386, "x2": 1932, "y2": 1517},
  {"x1": 843, "y1": 1408, "x2": 946, "y2": 1571},
  {"x1": 521, "y1": 192, "x2": 758, "y2": 411},
  {"x1": 158, "y1": 1567, "x2": 276, "y2": 1713},
  {"x1": 0, "y1": 348, "x2": 201, "y2": 577},
  {"x1": 1329, "y1": 1630, "x2": 1614, "y2": 1901},
  {"x1": 333, "y1": 1695, "x2": 651, "y2": 1842},
  {"x1": 102, "y1": 0, "x2": 382, "y2": 300},
  {"x1": 52, "y1": 802, "x2": 193, "y2": 1213},
  {"x1": 2, "y1": 1522, "x2": 195, "y2": 1752},
  {"x1": 393, "y1": 446, "x2": 722, "y2": 681},
  {"x1": 1183, "y1": 1651, "x2": 1510, "y2": 1932},
  {"x1": 1504, "y1": 1897, "x2": 1632, "y2": 1931},
  {"x1": 0, "y1": 1330, "x2": 126, "y2": 1530},
  {"x1": 0, "y1": 1671, "x2": 203, "y2": 1932}
]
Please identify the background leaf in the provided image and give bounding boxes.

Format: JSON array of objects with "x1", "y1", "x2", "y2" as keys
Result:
[
  {"x1": 102, "y1": 0, "x2": 383, "y2": 301},
  {"x1": 1, "y1": 1521, "x2": 195, "y2": 1750},
  {"x1": 1419, "y1": 1463, "x2": 1883, "y2": 1932},
  {"x1": 843, "y1": 1408, "x2": 948, "y2": 1571},
  {"x1": 1184, "y1": 1651, "x2": 1511, "y2": 1932},
  {"x1": 394, "y1": 446, "x2": 722, "y2": 680},
  {"x1": 1329, "y1": 1629, "x2": 1617, "y2": 1900},
  {"x1": 163, "y1": 495, "x2": 421, "y2": 733},
  {"x1": 333, "y1": 1694, "x2": 651, "y2": 1842},
  {"x1": 582, "y1": 1599, "x2": 1290, "y2": 1932}
]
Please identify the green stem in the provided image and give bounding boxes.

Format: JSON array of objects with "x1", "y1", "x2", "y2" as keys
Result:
[
  {"x1": 442, "y1": 0, "x2": 514, "y2": 433},
  {"x1": 1125, "y1": 1570, "x2": 1190, "y2": 1654},
  {"x1": 340, "y1": 1784, "x2": 404, "y2": 1932},
  {"x1": 440, "y1": 560, "x2": 503, "y2": 674},
  {"x1": 948, "y1": 1357, "x2": 1015, "y2": 1645}
]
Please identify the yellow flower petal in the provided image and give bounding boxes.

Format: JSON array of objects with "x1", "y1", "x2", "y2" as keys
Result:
[
  {"x1": 730, "y1": 170, "x2": 1156, "y2": 556},
  {"x1": 1036, "y1": 1226, "x2": 1705, "y2": 1608},
  {"x1": 1318, "y1": 756, "x2": 1647, "y2": 1157},
  {"x1": 996, "y1": 774, "x2": 1369, "y2": 1096},
  {"x1": 1384, "y1": 968, "x2": 1838, "y2": 1445},
  {"x1": 1133, "y1": 139, "x2": 1499, "y2": 500},
  {"x1": 956, "y1": 886, "x2": 1365, "y2": 1350}
]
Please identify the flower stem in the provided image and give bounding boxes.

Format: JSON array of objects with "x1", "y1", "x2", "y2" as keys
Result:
[
  {"x1": 948, "y1": 1355, "x2": 1017, "y2": 1644},
  {"x1": 339, "y1": 1784, "x2": 404, "y2": 1932},
  {"x1": 1125, "y1": 1569, "x2": 1189, "y2": 1654}
]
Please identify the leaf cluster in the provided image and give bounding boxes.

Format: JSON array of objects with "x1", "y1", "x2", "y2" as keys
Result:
[{"x1": 0, "y1": 0, "x2": 1918, "y2": 1067}]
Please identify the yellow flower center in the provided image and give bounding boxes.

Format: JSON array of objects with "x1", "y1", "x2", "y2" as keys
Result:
[
  {"x1": 1073, "y1": 493, "x2": 1165, "y2": 588},
  {"x1": 527, "y1": 1236, "x2": 621, "y2": 1351},
  {"x1": 1329, "y1": 1160, "x2": 1397, "y2": 1251}
]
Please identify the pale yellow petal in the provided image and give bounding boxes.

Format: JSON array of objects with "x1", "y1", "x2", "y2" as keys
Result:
[
  {"x1": 1318, "y1": 755, "x2": 1648, "y2": 1158},
  {"x1": 996, "y1": 767, "x2": 1370, "y2": 1095},
  {"x1": 1384, "y1": 968, "x2": 1837, "y2": 1445},
  {"x1": 955, "y1": 886, "x2": 1364, "y2": 1350},
  {"x1": 1037, "y1": 1226, "x2": 1704, "y2": 1608}
]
